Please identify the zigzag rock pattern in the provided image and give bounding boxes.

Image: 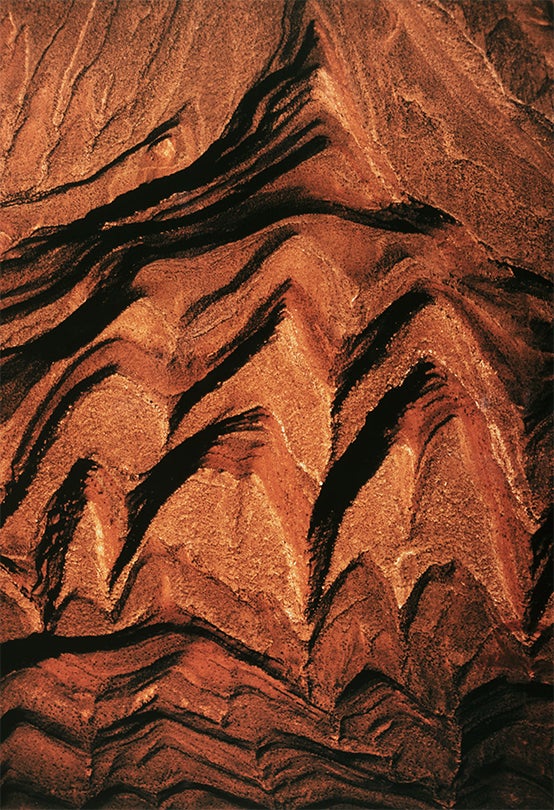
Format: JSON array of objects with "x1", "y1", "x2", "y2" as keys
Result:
[{"x1": 1, "y1": 1, "x2": 552, "y2": 807}]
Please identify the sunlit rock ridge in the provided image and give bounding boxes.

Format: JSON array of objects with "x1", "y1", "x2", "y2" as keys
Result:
[{"x1": 1, "y1": 1, "x2": 552, "y2": 808}]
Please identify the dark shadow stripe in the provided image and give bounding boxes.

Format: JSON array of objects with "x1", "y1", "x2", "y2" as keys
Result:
[
  {"x1": 308, "y1": 360, "x2": 444, "y2": 614},
  {"x1": 334, "y1": 287, "x2": 435, "y2": 413},
  {"x1": 0, "y1": 108, "x2": 188, "y2": 210},
  {"x1": 1, "y1": 366, "x2": 115, "y2": 528},
  {"x1": 0, "y1": 619, "x2": 302, "y2": 695},
  {"x1": 111, "y1": 409, "x2": 269, "y2": 586},
  {"x1": 33, "y1": 458, "x2": 98, "y2": 627},
  {"x1": 170, "y1": 282, "x2": 289, "y2": 433}
]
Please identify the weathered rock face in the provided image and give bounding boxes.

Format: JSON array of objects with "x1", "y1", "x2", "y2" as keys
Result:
[{"x1": 1, "y1": 1, "x2": 552, "y2": 808}]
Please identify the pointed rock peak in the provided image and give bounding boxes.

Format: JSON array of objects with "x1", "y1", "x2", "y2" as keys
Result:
[
  {"x1": 400, "y1": 559, "x2": 499, "y2": 636},
  {"x1": 310, "y1": 550, "x2": 398, "y2": 643}
]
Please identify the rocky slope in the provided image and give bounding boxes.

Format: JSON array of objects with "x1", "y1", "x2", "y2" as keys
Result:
[{"x1": 1, "y1": 1, "x2": 552, "y2": 807}]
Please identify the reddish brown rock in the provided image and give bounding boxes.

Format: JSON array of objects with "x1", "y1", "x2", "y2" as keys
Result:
[{"x1": 1, "y1": 1, "x2": 552, "y2": 808}]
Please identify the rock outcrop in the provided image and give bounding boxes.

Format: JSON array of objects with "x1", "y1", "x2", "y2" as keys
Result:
[{"x1": 1, "y1": 1, "x2": 552, "y2": 807}]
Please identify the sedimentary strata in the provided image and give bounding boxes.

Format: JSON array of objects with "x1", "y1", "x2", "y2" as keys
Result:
[{"x1": 1, "y1": 1, "x2": 552, "y2": 807}]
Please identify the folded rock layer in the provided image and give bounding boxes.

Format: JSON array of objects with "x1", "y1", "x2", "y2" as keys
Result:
[{"x1": 1, "y1": 1, "x2": 552, "y2": 808}]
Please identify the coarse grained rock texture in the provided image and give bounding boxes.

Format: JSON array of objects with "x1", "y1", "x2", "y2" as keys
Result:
[{"x1": 1, "y1": 1, "x2": 552, "y2": 808}]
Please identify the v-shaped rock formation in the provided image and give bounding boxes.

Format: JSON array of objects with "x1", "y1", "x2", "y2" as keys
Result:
[{"x1": 1, "y1": 1, "x2": 552, "y2": 808}]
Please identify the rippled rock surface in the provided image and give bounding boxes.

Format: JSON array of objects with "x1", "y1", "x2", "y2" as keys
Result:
[{"x1": 1, "y1": 1, "x2": 552, "y2": 808}]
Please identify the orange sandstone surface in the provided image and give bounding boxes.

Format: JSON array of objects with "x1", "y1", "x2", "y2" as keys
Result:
[{"x1": 0, "y1": 1, "x2": 552, "y2": 808}]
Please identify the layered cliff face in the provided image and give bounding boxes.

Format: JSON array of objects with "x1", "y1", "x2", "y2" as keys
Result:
[{"x1": 1, "y1": 1, "x2": 552, "y2": 808}]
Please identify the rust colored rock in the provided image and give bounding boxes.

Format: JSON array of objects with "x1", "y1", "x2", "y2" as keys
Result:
[{"x1": 0, "y1": 1, "x2": 552, "y2": 808}]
